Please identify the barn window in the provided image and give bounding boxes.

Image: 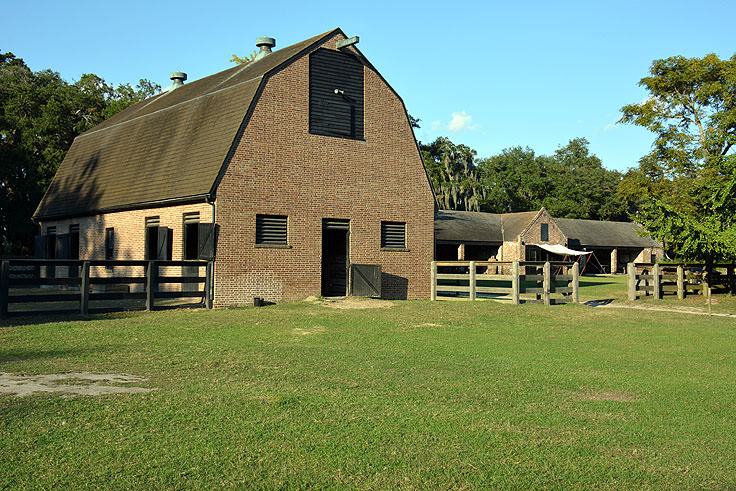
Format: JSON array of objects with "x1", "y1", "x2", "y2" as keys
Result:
[
  {"x1": 105, "y1": 228, "x2": 114, "y2": 260},
  {"x1": 309, "y1": 48, "x2": 364, "y2": 140},
  {"x1": 256, "y1": 215, "x2": 288, "y2": 246},
  {"x1": 144, "y1": 216, "x2": 172, "y2": 260},
  {"x1": 183, "y1": 212, "x2": 200, "y2": 260},
  {"x1": 541, "y1": 223, "x2": 549, "y2": 242},
  {"x1": 381, "y1": 221, "x2": 406, "y2": 249}
]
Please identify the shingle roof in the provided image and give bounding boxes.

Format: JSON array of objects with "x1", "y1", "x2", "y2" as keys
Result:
[
  {"x1": 435, "y1": 210, "x2": 503, "y2": 243},
  {"x1": 34, "y1": 29, "x2": 340, "y2": 220},
  {"x1": 555, "y1": 218, "x2": 662, "y2": 248},
  {"x1": 500, "y1": 211, "x2": 540, "y2": 240}
]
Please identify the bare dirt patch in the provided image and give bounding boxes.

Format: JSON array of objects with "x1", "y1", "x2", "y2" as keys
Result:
[
  {"x1": 577, "y1": 390, "x2": 635, "y2": 402},
  {"x1": 0, "y1": 372, "x2": 153, "y2": 397},
  {"x1": 292, "y1": 326, "x2": 327, "y2": 335},
  {"x1": 322, "y1": 297, "x2": 394, "y2": 310}
]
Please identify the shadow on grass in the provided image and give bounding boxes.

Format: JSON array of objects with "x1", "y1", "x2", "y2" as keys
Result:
[
  {"x1": 0, "y1": 346, "x2": 112, "y2": 363},
  {"x1": 584, "y1": 299, "x2": 615, "y2": 307}
]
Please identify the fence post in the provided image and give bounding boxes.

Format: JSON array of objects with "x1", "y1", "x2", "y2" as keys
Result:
[
  {"x1": 146, "y1": 261, "x2": 157, "y2": 311},
  {"x1": 543, "y1": 261, "x2": 551, "y2": 306},
  {"x1": 80, "y1": 261, "x2": 90, "y2": 315},
  {"x1": 469, "y1": 261, "x2": 476, "y2": 301},
  {"x1": 727, "y1": 264, "x2": 734, "y2": 294},
  {"x1": 512, "y1": 261, "x2": 520, "y2": 305},
  {"x1": 677, "y1": 265, "x2": 684, "y2": 300},
  {"x1": 572, "y1": 261, "x2": 580, "y2": 303},
  {"x1": 1, "y1": 260, "x2": 9, "y2": 320},
  {"x1": 205, "y1": 261, "x2": 213, "y2": 309},
  {"x1": 430, "y1": 261, "x2": 437, "y2": 301},
  {"x1": 653, "y1": 263, "x2": 661, "y2": 299},
  {"x1": 627, "y1": 263, "x2": 636, "y2": 301}
]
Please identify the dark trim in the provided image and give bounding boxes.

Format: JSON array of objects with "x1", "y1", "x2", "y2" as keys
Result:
[
  {"x1": 308, "y1": 130, "x2": 366, "y2": 142},
  {"x1": 436, "y1": 240, "x2": 502, "y2": 246},
  {"x1": 33, "y1": 194, "x2": 209, "y2": 222}
]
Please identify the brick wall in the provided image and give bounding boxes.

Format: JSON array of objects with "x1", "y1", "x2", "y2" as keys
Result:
[
  {"x1": 213, "y1": 33, "x2": 435, "y2": 305},
  {"x1": 40, "y1": 203, "x2": 212, "y2": 288}
]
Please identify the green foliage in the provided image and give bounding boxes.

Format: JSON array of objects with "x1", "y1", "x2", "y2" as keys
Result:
[
  {"x1": 475, "y1": 138, "x2": 629, "y2": 219},
  {"x1": 619, "y1": 53, "x2": 736, "y2": 260},
  {"x1": 421, "y1": 136, "x2": 485, "y2": 211},
  {"x1": 230, "y1": 51, "x2": 257, "y2": 64},
  {"x1": 0, "y1": 51, "x2": 160, "y2": 253}
]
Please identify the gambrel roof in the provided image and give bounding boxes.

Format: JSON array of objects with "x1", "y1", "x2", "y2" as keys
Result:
[{"x1": 34, "y1": 29, "x2": 343, "y2": 220}]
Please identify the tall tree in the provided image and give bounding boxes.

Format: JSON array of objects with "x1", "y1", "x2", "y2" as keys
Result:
[
  {"x1": 0, "y1": 51, "x2": 160, "y2": 253},
  {"x1": 544, "y1": 138, "x2": 629, "y2": 221},
  {"x1": 619, "y1": 54, "x2": 736, "y2": 260},
  {"x1": 421, "y1": 137, "x2": 485, "y2": 211},
  {"x1": 477, "y1": 146, "x2": 549, "y2": 213}
]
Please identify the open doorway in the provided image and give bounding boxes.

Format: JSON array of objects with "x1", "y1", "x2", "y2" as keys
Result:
[{"x1": 322, "y1": 219, "x2": 350, "y2": 297}]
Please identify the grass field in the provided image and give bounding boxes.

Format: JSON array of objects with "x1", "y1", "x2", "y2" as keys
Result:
[{"x1": 2, "y1": 277, "x2": 735, "y2": 488}]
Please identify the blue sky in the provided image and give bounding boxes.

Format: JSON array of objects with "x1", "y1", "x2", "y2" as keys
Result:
[{"x1": 3, "y1": 0, "x2": 734, "y2": 171}]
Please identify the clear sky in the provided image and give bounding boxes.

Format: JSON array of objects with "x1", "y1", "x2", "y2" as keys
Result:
[{"x1": 3, "y1": 0, "x2": 734, "y2": 171}]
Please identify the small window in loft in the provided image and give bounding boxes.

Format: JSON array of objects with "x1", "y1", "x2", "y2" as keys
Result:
[
  {"x1": 541, "y1": 223, "x2": 549, "y2": 242},
  {"x1": 256, "y1": 215, "x2": 288, "y2": 246},
  {"x1": 381, "y1": 221, "x2": 406, "y2": 249}
]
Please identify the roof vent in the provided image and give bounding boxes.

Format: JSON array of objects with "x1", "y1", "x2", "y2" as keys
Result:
[
  {"x1": 168, "y1": 71, "x2": 187, "y2": 91},
  {"x1": 255, "y1": 36, "x2": 276, "y2": 61}
]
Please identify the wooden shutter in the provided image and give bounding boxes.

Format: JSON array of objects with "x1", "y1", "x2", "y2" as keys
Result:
[
  {"x1": 34, "y1": 235, "x2": 47, "y2": 259},
  {"x1": 309, "y1": 49, "x2": 364, "y2": 140},
  {"x1": 256, "y1": 215, "x2": 287, "y2": 245},
  {"x1": 156, "y1": 227, "x2": 172, "y2": 260},
  {"x1": 198, "y1": 223, "x2": 216, "y2": 260},
  {"x1": 55, "y1": 234, "x2": 69, "y2": 259},
  {"x1": 350, "y1": 264, "x2": 381, "y2": 297},
  {"x1": 381, "y1": 222, "x2": 406, "y2": 249}
]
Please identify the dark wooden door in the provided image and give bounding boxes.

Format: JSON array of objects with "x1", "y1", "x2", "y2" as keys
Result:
[{"x1": 322, "y1": 220, "x2": 349, "y2": 296}]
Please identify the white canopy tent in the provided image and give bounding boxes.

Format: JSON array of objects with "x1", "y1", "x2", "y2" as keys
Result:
[{"x1": 534, "y1": 244, "x2": 591, "y2": 256}]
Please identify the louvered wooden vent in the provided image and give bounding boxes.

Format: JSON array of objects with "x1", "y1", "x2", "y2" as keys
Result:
[
  {"x1": 381, "y1": 221, "x2": 406, "y2": 249},
  {"x1": 256, "y1": 215, "x2": 287, "y2": 245}
]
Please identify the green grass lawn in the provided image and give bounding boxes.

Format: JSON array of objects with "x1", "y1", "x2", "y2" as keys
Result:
[{"x1": 2, "y1": 287, "x2": 736, "y2": 488}]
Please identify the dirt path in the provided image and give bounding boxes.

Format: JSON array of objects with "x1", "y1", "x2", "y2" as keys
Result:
[
  {"x1": 0, "y1": 372, "x2": 153, "y2": 397},
  {"x1": 586, "y1": 301, "x2": 736, "y2": 318}
]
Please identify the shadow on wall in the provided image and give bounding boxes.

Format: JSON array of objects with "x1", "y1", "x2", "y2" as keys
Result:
[{"x1": 381, "y1": 272, "x2": 408, "y2": 300}]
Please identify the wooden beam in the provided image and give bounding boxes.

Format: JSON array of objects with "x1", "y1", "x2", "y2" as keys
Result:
[
  {"x1": 511, "y1": 261, "x2": 520, "y2": 305},
  {"x1": 80, "y1": 261, "x2": 90, "y2": 315},
  {"x1": 431, "y1": 261, "x2": 437, "y2": 301},
  {"x1": 653, "y1": 263, "x2": 661, "y2": 299},
  {"x1": 677, "y1": 265, "x2": 684, "y2": 300},
  {"x1": 469, "y1": 261, "x2": 476, "y2": 301},
  {"x1": 543, "y1": 261, "x2": 551, "y2": 306},
  {"x1": 627, "y1": 263, "x2": 636, "y2": 301},
  {"x1": 572, "y1": 261, "x2": 580, "y2": 303}
]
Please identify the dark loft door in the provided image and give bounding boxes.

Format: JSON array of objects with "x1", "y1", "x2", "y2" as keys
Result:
[{"x1": 322, "y1": 219, "x2": 350, "y2": 296}]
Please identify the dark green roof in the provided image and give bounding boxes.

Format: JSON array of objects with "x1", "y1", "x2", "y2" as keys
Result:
[
  {"x1": 34, "y1": 29, "x2": 341, "y2": 220},
  {"x1": 556, "y1": 218, "x2": 662, "y2": 248}
]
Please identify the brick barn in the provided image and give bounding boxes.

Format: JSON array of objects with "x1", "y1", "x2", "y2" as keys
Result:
[
  {"x1": 33, "y1": 29, "x2": 437, "y2": 305},
  {"x1": 435, "y1": 208, "x2": 663, "y2": 273}
]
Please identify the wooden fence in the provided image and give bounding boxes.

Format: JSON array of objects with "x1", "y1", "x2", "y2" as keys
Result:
[
  {"x1": 431, "y1": 261, "x2": 579, "y2": 305},
  {"x1": 1, "y1": 259, "x2": 213, "y2": 319},
  {"x1": 627, "y1": 262, "x2": 736, "y2": 300}
]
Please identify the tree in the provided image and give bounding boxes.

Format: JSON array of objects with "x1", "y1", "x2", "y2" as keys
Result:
[
  {"x1": 421, "y1": 136, "x2": 485, "y2": 211},
  {"x1": 0, "y1": 51, "x2": 160, "y2": 253},
  {"x1": 543, "y1": 138, "x2": 629, "y2": 221},
  {"x1": 619, "y1": 54, "x2": 736, "y2": 261},
  {"x1": 477, "y1": 146, "x2": 549, "y2": 213},
  {"x1": 229, "y1": 51, "x2": 257, "y2": 65}
]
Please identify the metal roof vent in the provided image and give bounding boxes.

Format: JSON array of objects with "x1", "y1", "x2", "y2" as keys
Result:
[
  {"x1": 167, "y1": 71, "x2": 187, "y2": 91},
  {"x1": 255, "y1": 36, "x2": 276, "y2": 61}
]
